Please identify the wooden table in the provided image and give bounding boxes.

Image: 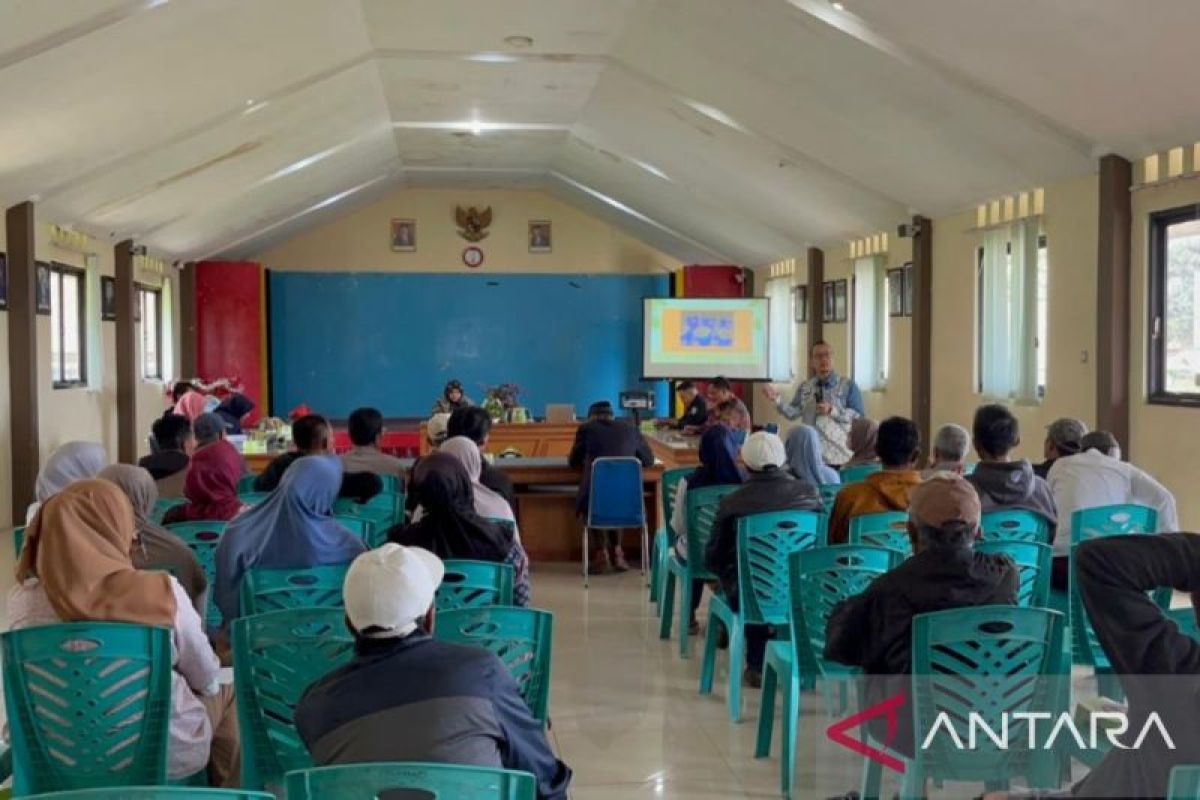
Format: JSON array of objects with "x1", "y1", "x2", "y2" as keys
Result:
[
  {"x1": 419, "y1": 421, "x2": 580, "y2": 457},
  {"x1": 645, "y1": 430, "x2": 701, "y2": 469}
]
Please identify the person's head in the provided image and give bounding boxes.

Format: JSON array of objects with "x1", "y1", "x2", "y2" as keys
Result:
[
  {"x1": 677, "y1": 380, "x2": 698, "y2": 403},
  {"x1": 587, "y1": 401, "x2": 614, "y2": 421},
  {"x1": 741, "y1": 431, "x2": 787, "y2": 473},
  {"x1": 707, "y1": 377, "x2": 733, "y2": 405},
  {"x1": 439, "y1": 436, "x2": 484, "y2": 481},
  {"x1": 98, "y1": 464, "x2": 158, "y2": 525},
  {"x1": 192, "y1": 413, "x2": 226, "y2": 448},
  {"x1": 1044, "y1": 417, "x2": 1087, "y2": 460},
  {"x1": 447, "y1": 406, "x2": 492, "y2": 447},
  {"x1": 343, "y1": 543, "x2": 445, "y2": 640},
  {"x1": 1082, "y1": 431, "x2": 1121, "y2": 460},
  {"x1": 876, "y1": 416, "x2": 921, "y2": 469},
  {"x1": 426, "y1": 413, "x2": 451, "y2": 448},
  {"x1": 174, "y1": 390, "x2": 208, "y2": 422},
  {"x1": 444, "y1": 380, "x2": 464, "y2": 404},
  {"x1": 292, "y1": 414, "x2": 332, "y2": 455},
  {"x1": 810, "y1": 340, "x2": 835, "y2": 379},
  {"x1": 931, "y1": 423, "x2": 969, "y2": 468},
  {"x1": 347, "y1": 407, "x2": 384, "y2": 447},
  {"x1": 35, "y1": 441, "x2": 109, "y2": 504},
  {"x1": 171, "y1": 381, "x2": 197, "y2": 404},
  {"x1": 907, "y1": 473, "x2": 982, "y2": 553},
  {"x1": 409, "y1": 451, "x2": 475, "y2": 516},
  {"x1": 972, "y1": 404, "x2": 1020, "y2": 461},
  {"x1": 153, "y1": 414, "x2": 195, "y2": 455},
  {"x1": 278, "y1": 454, "x2": 343, "y2": 517},
  {"x1": 849, "y1": 417, "x2": 880, "y2": 463}
]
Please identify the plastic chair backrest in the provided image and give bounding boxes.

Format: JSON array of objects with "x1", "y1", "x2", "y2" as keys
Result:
[
  {"x1": 237, "y1": 474, "x2": 258, "y2": 494},
  {"x1": 284, "y1": 762, "x2": 537, "y2": 800},
  {"x1": 839, "y1": 463, "x2": 881, "y2": 484},
  {"x1": 683, "y1": 484, "x2": 741, "y2": 579},
  {"x1": 334, "y1": 491, "x2": 403, "y2": 524},
  {"x1": 436, "y1": 560, "x2": 515, "y2": 611},
  {"x1": 817, "y1": 483, "x2": 840, "y2": 514},
  {"x1": 378, "y1": 474, "x2": 401, "y2": 495},
  {"x1": 848, "y1": 511, "x2": 912, "y2": 558},
  {"x1": 587, "y1": 457, "x2": 645, "y2": 528},
  {"x1": 1, "y1": 623, "x2": 172, "y2": 795},
  {"x1": 975, "y1": 541, "x2": 1052, "y2": 609},
  {"x1": 735, "y1": 511, "x2": 826, "y2": 625},
  {"x1": 240, "y1": 564, "x2": 350, "y2": 616},
  {"x1": 911, "y1": 605, "x2": 1065, "y2": 784},
  {"x1": 13, "y1": 525, "x2": 24, "y2": 559},
  {"x1": 22, "y1": 790, "x2": 275, "y2": 799},
  {"x1": 1168, "y1": 765, "x2": 1200, "y2": 799},
  {"x1": 661, "y1": 467, "x2": 692, "y2": 538},
  {"x1": 232, "y1": 608, "x2": 355, "y2": 791},
  {"x1": 1168, "y1": 608, "x2": 1200, "y2": 642},
  {"x1": 434, "y1": 606, "x2": 554, "y2": 723},
  {"x1": 238, "y1": 492, "x2": 271, "y2": 507},
  {"x1": 980, "y1": 510, "x2": 1051, "y2": 543},
  {"x1": 334, "y1": 515, "x2": 375, "y2": 543},
  {"x1": 150, "y1": 497, "x2": 185, "y2": 524},
  {"x1": 165, "y1": 520, "x2": 229, "y2": 628},
  {"x1": 789, "y1": 546, "x2": 896, "y2": 679}
]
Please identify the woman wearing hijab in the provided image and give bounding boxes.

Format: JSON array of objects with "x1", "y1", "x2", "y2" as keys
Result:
[
  {"x1": 161, "y1": 436, "x2": 247, "y2": 525},
  {"x1": 784, "y1": 424, "x2": 841, "y2": 487},
  {"x1": 215, "y1": 456, "x2": 365, "y2": 624},
  {"x1": 99, "y1": 464, "x2": 208, "y2": 617},
  {"x1": 844, "y1": 416, "x2": 881, "y2": 468},
  {"x1": 26, "y1": 440, "x2": 109, "y2": 523},
  {"x1": 670, "y1": 426, "x2": 745, "y2": 634},
  {"x1": 8, "y1": 481, "x2": 240, "y2": 785},
  {"x1": 431, "y1": 379, "x2": 474, "y2": 415},
  {"x1": 174, "y1": 389, "x2": 210, "y2": 422},
  {"x1": 439, "y1": 436, "x2": 517, "y2": 524},
  {"x1": 391, "y1": 452, "x2": 530, "y2": 606}
]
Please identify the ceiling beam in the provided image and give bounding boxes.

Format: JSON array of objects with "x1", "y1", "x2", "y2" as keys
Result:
[{"x1": 0, "y1": 0, "x2": 167, "y2": 73}]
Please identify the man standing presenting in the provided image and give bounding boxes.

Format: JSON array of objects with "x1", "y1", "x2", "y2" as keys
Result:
[{"x1": 762, "y1": 340, "x2": 864, "y2": 425}]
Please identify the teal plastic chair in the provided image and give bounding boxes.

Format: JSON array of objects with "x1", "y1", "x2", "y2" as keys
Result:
[
  {"x1": 237, "y1": 474, "x2": 259, "y2": 493},
  {"x1": 22, "y1": 790, "x2": 274, "y2": 799},
  {"x1": 2, "y1": 623, "x2": 172, "y2": 795},
  {"x1": 848, "y1": 511, "x2": 912, "y2": 558},
  {"x1": 658, "y1": 484, "x2": 740, "y2": 655},
  {"x1": 165, "y1": 520, "x2": 229, "y2": 628},
  {"x1": 862, "y1": 605, "x2": 1067, "y2": 800},
  {"x1": 333, "y1": 496, "x2": 397, "y2": 547},
  {"x1": 839, "y1": 463, "x2": 881, "y2": 484},
  {"x1": 980, "y1": 509, "x2": 1052, "y2": 543},
  {"x1": 700, "y1": 510, "x2": 825, "y2": 723},
  {"x1": 1169, "y1": 607, "x2": 1200, "y2": 641},
  {"x1": 232, "y1": 608, "x2": 355, "y2": 792},
  {"x1": 1169, "y1": 765, "x2": 1200, "y2": 799},
  {"x1": 334, "y1": 514, "x2": 376, "y2": 545},
  {"x1": 651, "y1": 467, "x2": 692, "y2": 610},
  {"x1": 977, "y1": 540, "x2": 1052, "y2": 608},
  {"x1": 817, "y1": 483, "x2": 841, "y2": 515},
  {"x1": 436, "y1": 559, "x2": 515, "y2": 611},
  {"x1": 284, "y1": 762, "x2": 537, "y2": 800},
  {"x1": 150, "y1": 498, "x2": 185, "y2": 524},
  {"x1": 378, "y1": 473, "x2": 401, "y2": 495},
  {"x1": 756, "y1": 545, "x2": 897, "y2": 799},
  {"x1": 237, "y1": 492, "x2": 270, "y2": 507},
  {"x1": 435, "y1": 606, "x2": 553, "y2": 724},
  {"x1": 239, "y1": 564, "x2": 350, "y2": 616},
  {"x1": 13, "y1": 525, "x2": 24, "y2": 559}
]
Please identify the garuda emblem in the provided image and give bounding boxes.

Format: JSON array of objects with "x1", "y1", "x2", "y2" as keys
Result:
[{"x1": 455, "y1": 206, "x2": 493, "y2": 242}]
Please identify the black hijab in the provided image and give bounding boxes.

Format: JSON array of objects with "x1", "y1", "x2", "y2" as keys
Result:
[{"x1": 389, "y1": 452, "x2": 513, "y2": 562}]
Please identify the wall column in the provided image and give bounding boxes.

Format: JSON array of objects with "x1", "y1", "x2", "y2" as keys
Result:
[
  {"x1": 179, "y1": 261, "x2": 196, "y2": 380},
  {"x1": 6, "y1": 202, "x2": 39, "y2": 525},
  {"x1": 910, "y1": 215, "x2": 933, "y2": 454},
  {"x1": 1096, "y1": 154, "x2": 1132, "y2": 448},
  {"x1": 806, "y1": 247, "x2": 824, "y2": 363},
  {"x1": 115, "y1": 240, "x2": 137, "y2": 463}
]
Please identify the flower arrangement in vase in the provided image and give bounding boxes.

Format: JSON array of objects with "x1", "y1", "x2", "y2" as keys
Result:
[{"x1": 483, "y1": 383, "x2": 521, "y2": 422}]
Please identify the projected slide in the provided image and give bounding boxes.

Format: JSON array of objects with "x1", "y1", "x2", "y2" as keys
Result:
[{"x1": 643, "y1": 298, "x2": 770, "y2": 380}]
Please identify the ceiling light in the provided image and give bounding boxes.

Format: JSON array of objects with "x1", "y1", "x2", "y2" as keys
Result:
[
  {"x1": 242, "y1": 100, "x2": 268, "y2": 116},
  {"x1": 831, "y1": 1, "x2": 845, "y2": 9},
  {"x1": 465, "y1": 52, "x2": 521, "y2": 64},
  {"x1": 245, "y1": 99, "x2": 256, "y2": 106},
  {"x1": 470, "y1": 120, "x2": 483, "y2": 136},
  {"x1": 392, "y1": 121, "x2": 570, "y2": 132},
  {"x1": 682, "y1": 99, "x2": 750, "y2": 134},
  {"x1": 632, "y1": 159, "x2": 670, "y2": 181},
  {"x1": 504, "y1": 35, "x2": 534, "y2": 49}
]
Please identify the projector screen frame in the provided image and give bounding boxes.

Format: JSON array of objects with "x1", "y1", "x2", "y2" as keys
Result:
[{"x1": 640, "y1": 296, "x2": 773, "y2": 382}]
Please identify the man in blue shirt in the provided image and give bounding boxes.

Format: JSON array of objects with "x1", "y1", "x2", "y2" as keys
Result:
[{"x1": 762, "y1": 340, "x2": 864, "y2": 425}]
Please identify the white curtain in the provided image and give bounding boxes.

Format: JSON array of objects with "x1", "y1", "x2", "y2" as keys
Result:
[
  {"x1": 161, "y1": 273, "x2": 175, "y2": 382},
  {"x1": 852, "y1": 256, "x2": 886, "y2": 390},
  {"x1": 766, "y1": 277, "x2": 793, "y2": 381},
  {"x1": 980, "y1": 220, "x2": 1040, "y2": 401},
  {"x1": 1010, "y1": 218, "x2": 1040, "y2": 402},
  {"x1": 84, "y1": 253, "x2": 103, "y2": 391}
]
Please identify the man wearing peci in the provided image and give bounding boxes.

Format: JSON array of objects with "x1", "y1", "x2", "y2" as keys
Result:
[{"x1": 762, "y1": 340, "x2": 864, "y2": 425}]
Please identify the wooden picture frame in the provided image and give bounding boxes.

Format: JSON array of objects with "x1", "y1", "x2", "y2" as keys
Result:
[
  {"x1": 528, "y1": 220, "x2": 552, "y2": 253},
  {"x1": 822, "y1": 281, "x2": 836, "y2": 322},
  {"x1": 390, "y1": 218, "x2": 416, "y2": 252},
  {"x1": 793, "y1": 285, "x2": 808, "y2": 323},
  {"x1": 35, "y1": 261, "x2": 51, "y2": 315},
  {"x1": 101, "y1": 276, "x2": 116, "y2": 321},
  {"x1": 902, "y1": 261, "x2": 914, "y2": 317},
  {"x1": 833, "y1": 279, "x2": 849, "y2": 322},
  {"x1": 887, "y1": 268, "x2": 904, "y2": 318}
]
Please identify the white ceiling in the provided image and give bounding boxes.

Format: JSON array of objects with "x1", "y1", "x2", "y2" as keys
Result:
[{"x1": 0, "y1": 0, "x2": 1190, "y2": 265}]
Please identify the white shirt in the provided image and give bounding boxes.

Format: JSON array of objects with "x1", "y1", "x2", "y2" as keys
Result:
[{"x1": 1047, "y1": 450, "x2": 1179, "y2": 556}]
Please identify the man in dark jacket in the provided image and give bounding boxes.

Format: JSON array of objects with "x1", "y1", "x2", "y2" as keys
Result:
[
  {"x1": 967, "y1": 404, "x2": 1058, "y2": 537},
  {"x1": 139, "y1": 413, "x2": 194, "y2": 498},
  {"x1": 704, "y1": 431, "x2": 823, "y2": 686},
  {"x1": 569, "y1": 401, "x2": 655, "y2": 574},
  {"x1": 254, "y1": 414, "x2": 381, "y2": 502},
  {"x1": 296, "y1": 544, "x2": 571, "y2": 800},
  {"x1": 448, "y1": 406, "x2": 517, "y2": 510},
  {"x1": 824, "y1": 473, "x2": 1018, "y2": 756}
]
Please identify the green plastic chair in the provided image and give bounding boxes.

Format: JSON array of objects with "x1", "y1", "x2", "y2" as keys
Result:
[
  {"x1": 237, "y1": 474, "x2": 259, "y2": 494},
  {"x1": 817, "y1": 483, "x2": 841, "y2": 515},
  {"x1": 700, "y1": 510, "x2": 826, "y2": 723},
  {"x1": 658, "y1": 484, "x2": 741, "y2": 655},
  {"x1": 980, "y1": 509, "x2": 1052, "y2": 543},
  {"x1": 435, "y1": 606, "x2": 554, "y2": 724},
  {"x1": 848, "y1": 511, "x2": 912, "y2": 558},
  {"x1": 239, "y1": 564, "x2": 350, "y2": 617},
  {"x1": 232, "y1": 608, "x2": 355, "y2": 792},
  {"x1": 150, "y1": 498, "x2": 186, "y2": 524},
  {"x1": 1168, "y1": 607, "x2": 1200, "y2": 641},
  {"x1": 22, "y1": 790, "x2": 274, "y2": 799},
  {"x1": 976, "y1": 540, "x2": 1052, "y2": 608},
  {"x1": 839, "y1": 462, "x2": 881, "y2": 484},
  {"x1": 334, "y1": 514, "x2": 376, "y2": 545},
  {"x1": 378, "y1": 473, "x2": 402, "y2": 495},
  {"x1": 333, "y1": 496, "x2": 397, "y2": 546},
  {"x1": 13, "y1": 525, "x2": 24, "y2": 559},
  {"x1": 1168, "y1": 764, "x2": 1200, "y2": 799},
  {"x1": 165, "y1": 520, "x2": 229, "y2": 628},
  {"x1": 756, "y1": 545, "x2": 897, "y2": 799},
  {"x1": 284, "y1": 762, "x2": 537, "y2": 800},
  {"x1": 651, "y1": 467, "x2": 692, "y2": 610},
  {"x1": 2, "y1": 623, "x2": 172, "y2": 796},
  {"x1": 436, "y1": 559, "x2": 515, "y2": 611},
  {"x1": 237, "y1": 492, "x2": 270, "y2": 507},
  {"x1": 862, "y1": 605, "x2": 1067, "y2": 799}
]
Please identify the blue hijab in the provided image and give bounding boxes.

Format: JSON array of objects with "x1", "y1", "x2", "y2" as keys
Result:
[
  {"x1": 215, "y1": 455, "x2": 365, "y2": 623},
  {"x1": 688, "y1": 426, "x2": 745, "y2": 489},
  {"x1": 785, "y1": 424, "x2": 840, "y2": 487}
]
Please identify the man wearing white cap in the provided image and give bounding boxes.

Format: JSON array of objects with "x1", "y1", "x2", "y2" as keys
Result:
[
  {"x1": 295, "y1": 544, "x2": 571, "y2": 800},
  {"x1": 704, "y1": 431, "x2": 823, "y2": 686}
]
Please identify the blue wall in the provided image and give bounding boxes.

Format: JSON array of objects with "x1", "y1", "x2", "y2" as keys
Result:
[{"x1": 269, "y1": 272, "x2": 670, "y2": 419}]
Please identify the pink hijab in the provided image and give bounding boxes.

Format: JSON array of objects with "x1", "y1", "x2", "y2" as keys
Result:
[{"x1": 173, "y1": 391, "x2": 207, "y2": 422}]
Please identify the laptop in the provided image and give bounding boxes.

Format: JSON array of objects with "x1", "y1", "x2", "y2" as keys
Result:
[{"x1": 545, "y1": 404, "x2": 576, "y2": 423}]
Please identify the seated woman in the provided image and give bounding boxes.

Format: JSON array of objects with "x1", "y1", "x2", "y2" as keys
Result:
[
  {"x1": 784, "y1": 423, "x2": 841, "y2": 487},
  {"x1": 391, "y1": 452, "x2": 530, "y2": 606},
  {"x1": 162, "y1": 433, "x2": 247, "y2": 526},
  {"x1": 26, "y1": 440, "x2": 109, "y2": 523},
  {"x1": 843, "y1": 416, "x2": 880, "y2": 469},
  {"x1": 670, "y1": 425, "x2": 745, "y2": 634},
  {"x1": 99, "y1": 464, "x2": 209, "y2": 618},
  {"x1": 215, "y1": 455, "x2": 366, "y2": 624},
  {"x1": 431, "y1": 379, "x2": 474, "y2": 415},
  {"x1": 9, "y1": 481, "x2": 240, "y2": 785},
  {"x1": 173, "y1": 389, "x2": 209, "y2": 422}
]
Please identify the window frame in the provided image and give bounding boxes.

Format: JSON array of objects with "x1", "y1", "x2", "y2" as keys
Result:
[
  {"x1": 50, "y1": 261, "x2": 87, "y2": 390},
  {"x1": 137, "y1": 283, "x2": 163, "y2": 381},
  {"x1": 975, "y1": 234, "x2": 1048, "y2": 400},
  {"x1": 1147, "y1": 203, "x2": 1200, "y2": 407}
]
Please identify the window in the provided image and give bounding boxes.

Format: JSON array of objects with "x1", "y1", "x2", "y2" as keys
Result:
[
  {"x1": 138, "y1": 285, "x2": 162, "y2": 380},
  {"x1": 1148, "y1": 204, "x2": 1200, "y2": 405},
  {"x1": 49, "y1": 262, "x2": 86, "y2": 388},
  {"x1": 852, "y1": 256, "x2": 887, "y2": 390},
  {"x1": 975, "y1": 224, "x2": 1048, "y2": 401},
  {"x1": 766, "y1": 277, "x2": 792, "y2": 381}
]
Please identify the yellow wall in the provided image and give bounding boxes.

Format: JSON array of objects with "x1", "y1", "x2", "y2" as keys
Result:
[{"x1": 254, "y1": 188, "x2": 682, "y2": 274}]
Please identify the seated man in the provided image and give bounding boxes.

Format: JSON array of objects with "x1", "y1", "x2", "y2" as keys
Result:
[
  {"x1": 657, "y1": 380, "x2": 707, "y2": 430},
  {"x1": 340, "y1": 407, "x2": 407, "y2": 480},
  {"x1": 447, "y1": 406, "x2": 516, "y2": 510},
  {"x1": 685, "y1": 377, "x2": 751, "y2": 438},
  {"x1": 923, "y1": 423, "x2": 969, "y2": 477},
  {"x1": 704, "y1": 431, "x2": 823, "y2": 687},
  {"x1": 1033, "y1": 417, "x2": 1087, "y2": 479},
  {"x1": 825, "y1": 474, "x2": 1019, "y2": 757},
  {"x1": 255, "y1": 414, "x2": 381, "y2": 502},
  {"x1": 139, "y1": 413, "x2": 194, "y2": 497},
  {"x1": 828, "y1": 416, "x2": 924, "y2": 544},
  {"x1": 568, "y1": 401, "x2": 655, "y2": 574},
  {"x1": 296, "y1": 544, "x2": 571, "y2": 800},
  {"x1": 966, "y1": 404, "x2": 1057, "y2": 538}
]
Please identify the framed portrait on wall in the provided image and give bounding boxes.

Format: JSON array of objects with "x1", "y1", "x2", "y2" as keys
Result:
[
  {"x1": 887, "y1": 268, "x2": 904, "y2": 317},
  {"x1": 390, "y1": 218, "x2": 416, "y2": 252},
  {"x1": 35, "y1": 261, "x2": 51, "y2": 315},
  {"x1": 101, "y1": 276, "x2": 116, "y2": 321},
  {"x1": 902, "y1": 261, "x2": 914, "y2": 316},
  {"x1": 822, "y1": 281, "x2": 836, "y2": 322},
  {"x1": 0, "y1": 252, "x2": 7, "y2": 311},
  {"x1": 529, "y1": 220, "x2": 552, "y2": 253},
  {"x1": 833, "y1": 279, "x2": 849, "y2": 322},
  {"x1": 793, "y1": 285, "x2": 808, "y2": 323}
]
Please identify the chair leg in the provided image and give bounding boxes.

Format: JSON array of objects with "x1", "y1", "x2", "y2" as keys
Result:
[
  {"x1": 860, "y1": 748, "x2": 883, "y2": 800},
  {"x1": 641, "y1": 522, "x2": 649, "y2": 586},
  {"x1": 678, "y1": 577, "x2": 694, "y2": 658},
  {"x1": 582, "y1": 525, "x2": 589, "y2": 589},
  {"x1": 755, "y1": 660, "x2": 777, "y2": 758},
  {"x1": 782, "y1": 670, "x2": 800, "y2": 799},
  {"x1": 658, "y1": 566, "x2": 676, "y2": 640},
  {"x1": 727, "y1": 623, "x2": 744, "y2": 723},
  {"x1": 699, "y1": 612, "x2": 719, "y2": 695}
]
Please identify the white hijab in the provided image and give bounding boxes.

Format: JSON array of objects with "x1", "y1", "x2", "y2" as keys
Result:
[
  {"x1": 438, "y1": 437, "x2": 517, "y2": 524},
  {"x1": 27, "y1": 441, "x2": 109, "y2": 523}
]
